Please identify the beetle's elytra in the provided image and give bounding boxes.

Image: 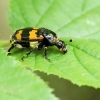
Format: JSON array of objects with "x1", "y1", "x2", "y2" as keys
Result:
[{"x1": 7, "y1": 27, "x2": 72, "y2": 61}]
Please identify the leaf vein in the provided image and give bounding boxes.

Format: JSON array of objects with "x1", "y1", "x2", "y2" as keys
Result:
[
  {"x1": 16, "y1": 1, "x2": 29, "y2": 26},
  {"x1": 56, "y1": 5, "x2": 100, "y2": 32},
  {"x1": 35, "y1": 0, "x2": 55, "y2": 26},
  {"x1": 73, "y1": 47, "x2": 100, "y2": 81},
  {"x1": 70, "y1": 43, "x2": 100, "y2": 60}
]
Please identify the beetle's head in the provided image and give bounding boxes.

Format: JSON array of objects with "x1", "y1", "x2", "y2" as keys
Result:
[
  {"x1": 56, "y1": 40, "x2": 67, "y2": 53},
  {"x1": 55, "y1": 39, "x2": 72, "y2": 53}
]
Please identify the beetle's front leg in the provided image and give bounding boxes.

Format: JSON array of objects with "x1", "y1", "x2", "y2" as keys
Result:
[{"x1": 44, "y1": 46, "x2": 50, "y2": 61}]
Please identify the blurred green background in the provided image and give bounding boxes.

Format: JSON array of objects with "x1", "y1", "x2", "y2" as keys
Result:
[{"x1": 1, "y1": 0, "x2": 100, "y2": 100}]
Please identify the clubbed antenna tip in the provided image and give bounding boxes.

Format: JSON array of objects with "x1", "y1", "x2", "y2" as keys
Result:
[{"x1": 69, "y1": 39, "x2": 72, "y2": 42}]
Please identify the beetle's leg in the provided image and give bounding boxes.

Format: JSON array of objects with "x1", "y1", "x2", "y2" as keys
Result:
[
  {"x1": 7, "y1": 44, "x2": 15, "y2": 55},
  {"x1": 44, "y1": 47, "x2": 50, "y2": 61},
  {"x1": 21, "y1": 48, "x2": 35, "y2": 61}
]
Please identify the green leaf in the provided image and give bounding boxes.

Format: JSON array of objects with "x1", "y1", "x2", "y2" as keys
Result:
[
  {"x1": 0, "y1": 48, "x2": 59, "y2": 100},
  {"x1": 9, "y1": 0, "x2": 100, "y2": 88}
]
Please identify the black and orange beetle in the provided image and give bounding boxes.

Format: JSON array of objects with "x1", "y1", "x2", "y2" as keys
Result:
[{"x1": 7, "y1": 27, "x2": 72, "y2": 60}]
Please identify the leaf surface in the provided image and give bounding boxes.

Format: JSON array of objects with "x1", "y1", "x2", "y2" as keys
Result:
[
  {"x1": 9, "y1": 0, "x2": 100, "y2": 88},
  {"x1": 0, "y1": 48, "x2": 58, "y2": 100}
]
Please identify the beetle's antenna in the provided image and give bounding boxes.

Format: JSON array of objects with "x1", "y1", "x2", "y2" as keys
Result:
[
  {"x1": 69, "y1": 39, "x2": 72, "y2": 42},
  {"x1": 66, "y1": 39, "x2": 72, "y2": 45}
]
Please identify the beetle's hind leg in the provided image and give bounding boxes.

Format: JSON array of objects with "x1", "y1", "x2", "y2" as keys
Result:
[{"x1": 21, "y1": 48, "x2": 35, "y2": 61}]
